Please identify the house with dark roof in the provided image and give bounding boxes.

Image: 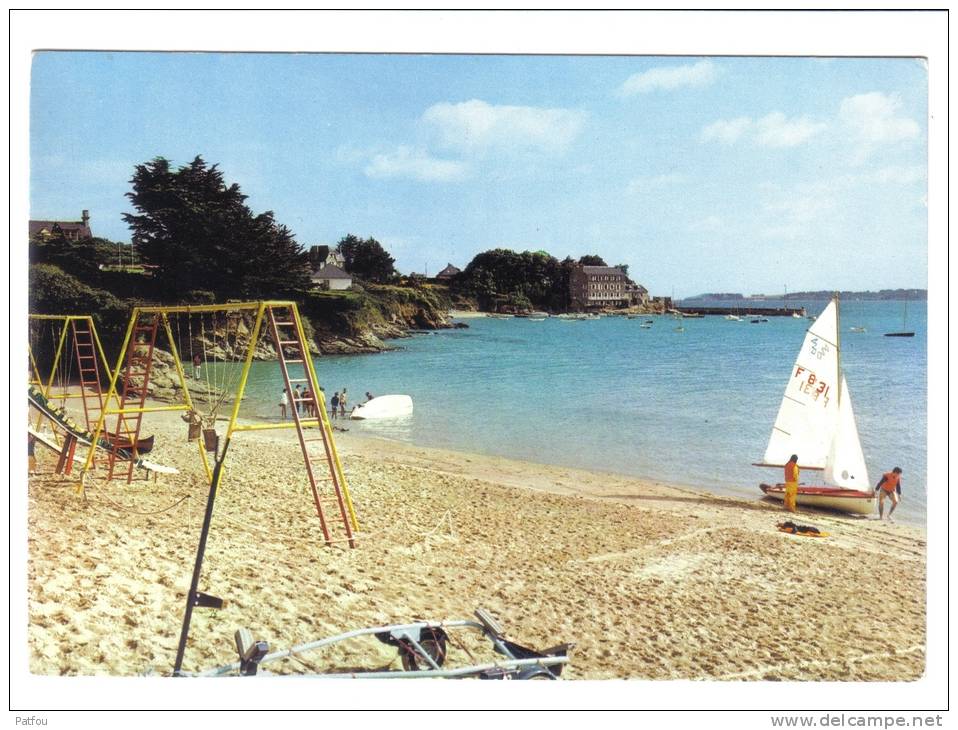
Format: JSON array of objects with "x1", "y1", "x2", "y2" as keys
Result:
[
  {"x1": 628, "y1": 283, "x2": 650, "y2": 306},
  {"x1": 29, "y1": 210, "x2": 93, "y2": 241},
  {"x1": 435, "y1": 263, "x2": 461, "y2": 281},
  {"x1": 310, "y1": 263, "x2": 352, "y2": 291},
  {"x1": 308, "y1": 244, "x2": 346, "y2": 271}
]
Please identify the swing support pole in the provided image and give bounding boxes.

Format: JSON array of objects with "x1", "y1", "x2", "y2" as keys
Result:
[
  {"x1": 224, "y1": 303, "x2": 267, "y2": 440},
  {"x1": 77, "y1": 309, "x2": 140, "y2": 494},
  {"x1": 173, "y1": 303, "x2": 267, "y2": 675},
  {"x1": 160, "y1": 313, "x2": 213, "y2": 482},
  {"x1": 172, "y1": 437, "x2": 231, "y2": 676},
  {"x1": 34, "y1": 320, "x2": 70, "y2": 436}
]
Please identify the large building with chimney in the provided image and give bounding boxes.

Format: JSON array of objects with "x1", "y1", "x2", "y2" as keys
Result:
[
  {"x1": 29, "y1": 210, "x2": 93, "y2": 241},
  {"x1": 570, "y1": 264, "x2": 632, "y2": 309}
]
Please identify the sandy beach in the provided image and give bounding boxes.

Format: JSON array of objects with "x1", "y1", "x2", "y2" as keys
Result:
[{"x1": 26, "y1": 405, "x2": 926, "y2": 680}]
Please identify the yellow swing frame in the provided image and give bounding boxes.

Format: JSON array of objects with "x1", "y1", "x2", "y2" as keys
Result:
[
  {"x1": 77, "y1": 301, "x2": 358, "y2": 533},
  {"x1": 28, "y1": 314, "x2": 115, "y2": 439}
]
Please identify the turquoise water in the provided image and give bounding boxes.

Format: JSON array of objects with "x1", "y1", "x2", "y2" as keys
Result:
[{"x1": 229, "y1": 300, "x2": 927, "y2": 523}]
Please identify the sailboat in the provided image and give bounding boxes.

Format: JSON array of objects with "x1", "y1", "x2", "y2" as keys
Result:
[
  {"x1": 884, "y1": 299, "x2": 915, "y2": 338},
  {"x1": 756, "y1": 297, "x2": 875, "y2": 515}
]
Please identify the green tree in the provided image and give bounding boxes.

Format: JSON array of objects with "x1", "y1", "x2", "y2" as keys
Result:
[
  {"x1": 578, "y1": 254, "x2": 607, "y2": 266},
  {"x1": 336, "y1": 234, "x2": 396, "y2": 283},
  {"x1": 29, "y1": 233, "x2": 119, "y2": 283},
  {"x1": 123, "y1": 156, "x2": 311, "y2": 301},
  {"x1": 454, "y1": 248, "x2": 569, "y2": 310},
  {"x1": 28, "y1": 263, "x2": 131, "y2": 357}
]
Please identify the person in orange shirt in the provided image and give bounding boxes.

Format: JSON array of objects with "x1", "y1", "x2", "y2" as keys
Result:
[
  {"x1": 784, "y1": 454, "x2": 799, "y2": 513},
  {"x1": 874, "y1": 467, "x2": 903, "y2": 521}
]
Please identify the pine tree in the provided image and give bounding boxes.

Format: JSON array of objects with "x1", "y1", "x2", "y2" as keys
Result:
[{"x1": 123, "y1": 156, "x2": 310, "y2": 301}]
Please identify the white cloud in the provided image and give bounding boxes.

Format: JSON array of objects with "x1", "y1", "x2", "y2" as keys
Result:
[
  {"x1": 702, "y1": 92, "x2": 920, "y2": 162},
  {"x1": 840, "y1": 92, "x2": 920, "y2": 144},
  {"x1": 755, "y1": 112, "x2": 827, "y2": 148},
  {"x1": 754, "y1": 163, "x2": 925, "y2": 246},
  {"x1": 625, "y1": 172, "x2": 685, "y2": 195},
  {"x1": 701, "y1": 113, "x2": 825, "y2": 148},
  {"x1": 364, "y1": 146, "x2": 468, "y2": 182},
  {"x1": 422, "y1": 99, "x2": 586, "y2": 153},
  {"x1": 619, "y1": 59, "x2": 718, "y2": 95},
  {"x1": 839, "y1": 92, "x2": 921, "y2": 162},
  {"x1": 700, "y1": 117, "x2": 752, "y2": 145}
]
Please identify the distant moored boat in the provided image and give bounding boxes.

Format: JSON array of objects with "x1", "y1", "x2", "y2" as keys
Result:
[{"x1": 884, "y1": 300, "x2": 915, "y2": 337}]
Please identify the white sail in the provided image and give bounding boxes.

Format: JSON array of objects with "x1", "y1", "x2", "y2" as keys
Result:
[
  {"x1": 763, "y1": 299, "x2": 841, "y2": 468},
  {"x1": 823, "y1": 375, "x2": 870, "y2": 492}
]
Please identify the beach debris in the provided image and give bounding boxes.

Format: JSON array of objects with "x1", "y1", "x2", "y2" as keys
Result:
[
  {"x1": 187, "y1": 608, "x2": 574, "y2": 679},
  {"x1": 777, "y1": 521, "x2": 829, "y2": 538}
]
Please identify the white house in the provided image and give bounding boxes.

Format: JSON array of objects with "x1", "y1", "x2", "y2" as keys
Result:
[{"x1": 311, "y1": 263, "x2": 352, "y2": 291}]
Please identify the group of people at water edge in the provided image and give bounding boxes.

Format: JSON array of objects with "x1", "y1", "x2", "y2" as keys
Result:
[{"x1": 278, "y1": 385, "x2": 374, "y2": 421}]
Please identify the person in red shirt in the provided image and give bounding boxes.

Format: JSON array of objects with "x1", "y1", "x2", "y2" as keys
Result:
[
  {"x1": 784, "y1": 454, "x2": 799, "y2": 513},
  {"x1": 874, "y1": 467, "x2": 903, "y2": 521}
]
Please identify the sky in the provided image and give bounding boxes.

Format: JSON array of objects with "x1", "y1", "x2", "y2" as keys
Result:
[{"x1": 30, "y1": 51, "x2": 928, "y2": 299}]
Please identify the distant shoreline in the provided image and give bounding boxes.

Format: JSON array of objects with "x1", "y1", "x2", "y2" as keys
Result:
[
  {"x1": 448, "y1": 309, "x2": 487, "y2": 319},
  {"x1": 681, "y1": 290, "x2": 927, "y2": 303}
]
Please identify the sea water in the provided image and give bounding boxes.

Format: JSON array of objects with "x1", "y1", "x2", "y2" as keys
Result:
[{"x1": 229, "y1": 299, "x2": 928, "y2": 524}]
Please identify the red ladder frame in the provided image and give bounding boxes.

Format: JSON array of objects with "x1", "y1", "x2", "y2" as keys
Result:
[
  {"x1": 70, "y1": 318, "x2": 106, "y2": 433},
  {"x1": 267, "y1": 304, "x2": 354, "y2": 547},
  {"x1": 108, "y1": 313, "x2": 160, "y2": 482}
]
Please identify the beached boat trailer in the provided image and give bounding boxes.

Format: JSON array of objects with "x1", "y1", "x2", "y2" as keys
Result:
[{"x1": 188, "y1": 608, "x2": 573, "y2": 679}]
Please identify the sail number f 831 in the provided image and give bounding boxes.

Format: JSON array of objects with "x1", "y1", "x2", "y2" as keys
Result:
[{"x1": 793, "y1": 366, "x2": 831, "y2": 407}]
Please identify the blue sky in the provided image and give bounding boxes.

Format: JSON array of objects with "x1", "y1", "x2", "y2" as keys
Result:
[{"x1": 30, "y1": 52, "x2": 928, "y2": 297}]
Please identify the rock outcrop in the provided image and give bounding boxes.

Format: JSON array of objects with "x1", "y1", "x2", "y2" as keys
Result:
[{"x1": 302, "y1": 283, "x2": 465, "y2": 355}]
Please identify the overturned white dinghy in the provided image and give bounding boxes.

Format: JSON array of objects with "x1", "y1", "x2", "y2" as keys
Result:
[{"x1": 350, "y1": 394, "x2": 413, "y2": 420}]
